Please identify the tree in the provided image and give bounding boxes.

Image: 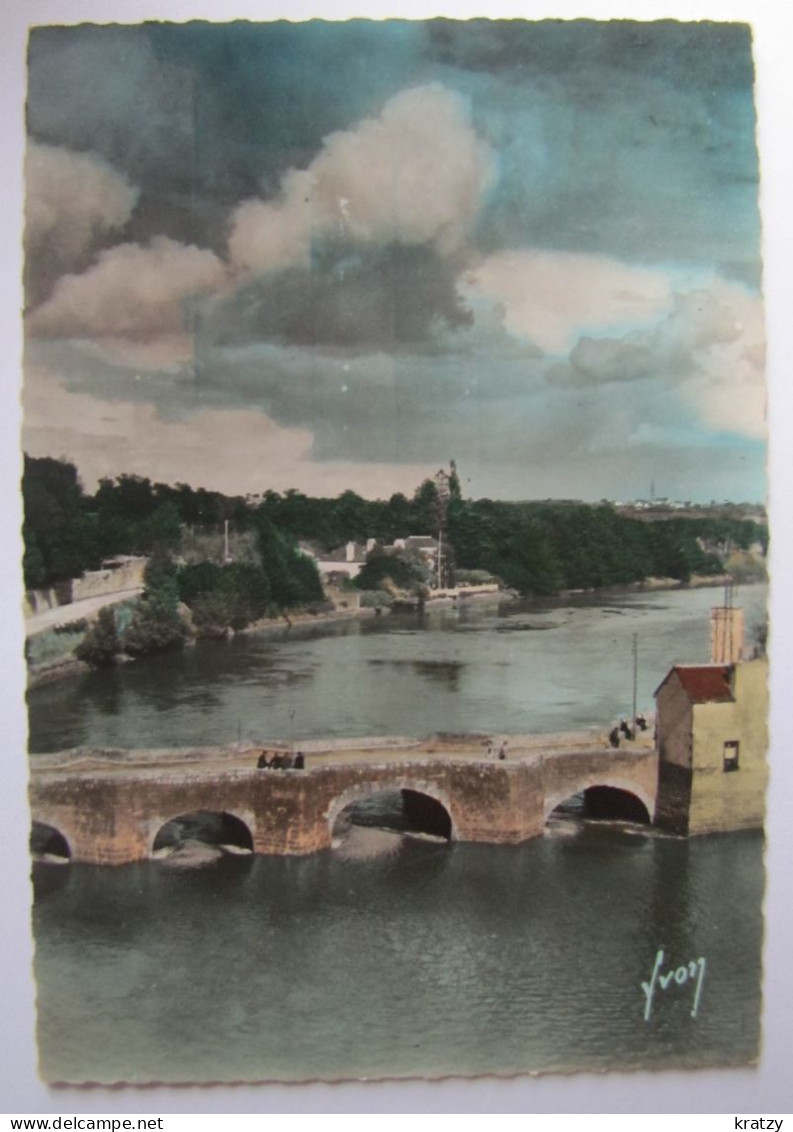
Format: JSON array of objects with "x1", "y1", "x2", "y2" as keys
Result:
[
  {"x1": 123, "y1": 553, "x2": 188, "y2": 656},
  {"x1": 448, "y1": 460, "x2": 462, "y2": 500},
  {"x1": 255, "y1": 515, "x2": 324, "y2": 610},
  {"x1": 178, "y1": 561, "x2": 272, "y2": 632},
  {"x1": 355, "y1": 552, "x2": 428, "y2": 593},
  {"x1": 75, "y1": 607, "x2": 121, "y2": 667},
  {"x1": 22, "y1": 454, "x2": 98, "y2": 585},
  {"x1": 332, "y1": 490, "x2": 371, "y2": 543},
  {"x1": 22, "y1": 527, "x2": 47, "y2": 590},
  {"x1": 139, "y1": 501, "x2": 182, "y2": 552},
  {"x1": 411, "y1": 479, "x2": 439, "y2": 533}
]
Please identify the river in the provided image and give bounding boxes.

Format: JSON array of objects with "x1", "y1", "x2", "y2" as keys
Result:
[
  {"x1": 29, "y1": 584, "x2": 768, "y2": 1083},
  {"x1": 27, "y1": 583, "x2": 768, "y2": 753}
]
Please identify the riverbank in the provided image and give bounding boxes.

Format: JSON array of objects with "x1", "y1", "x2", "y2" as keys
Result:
[
  {"x1": 25, "y1": 588, "x2": 501, "y2": 687},
  {"x1": 25, "y1": 601, "x2": 388, "y2": 689},
  {"x1": 27, "y1": 656, "x2": 91, "y2": 689}
]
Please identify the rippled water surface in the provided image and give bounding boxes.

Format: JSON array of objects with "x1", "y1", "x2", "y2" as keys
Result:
[
  {"x1": 28, "y1": 585, "x2": 767, "y2": 752},
  {"x1": 33, "y1": 827, "x2": 763, "y2": 1083}
]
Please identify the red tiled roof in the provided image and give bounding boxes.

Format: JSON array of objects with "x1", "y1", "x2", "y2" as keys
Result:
[{"x1": 669, "y1": 665, "x2": 734, "y2": 703}]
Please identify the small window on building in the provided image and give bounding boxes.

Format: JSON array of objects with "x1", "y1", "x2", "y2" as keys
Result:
[{"x1": 723, "y1": 740, "x2": 740, "y2": 772}]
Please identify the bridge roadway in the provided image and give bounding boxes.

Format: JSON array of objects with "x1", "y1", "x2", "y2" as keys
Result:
[{"x1": 29, "y1": 730, "x2": 659, "y2": 865}]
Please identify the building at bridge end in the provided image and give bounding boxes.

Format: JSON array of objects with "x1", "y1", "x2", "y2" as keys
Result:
[{"x1": 654, "y1": 656, "x2": 768, "y2": 836}]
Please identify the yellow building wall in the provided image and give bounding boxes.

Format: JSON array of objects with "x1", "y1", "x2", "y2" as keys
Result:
[{"x1": 688, "y1": 658, "x2": 768, "y2": 834}]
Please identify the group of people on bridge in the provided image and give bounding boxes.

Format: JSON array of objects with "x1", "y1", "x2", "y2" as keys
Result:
[
  {"x1": 256, "y1": 750, "x2": 305, "y2": 771},
  {"x1": 483, "y1": 739, "x2": 509, "y2": 760},
  {"x1": 608, "y1": 714, "x2": 648, "y2": 748}
]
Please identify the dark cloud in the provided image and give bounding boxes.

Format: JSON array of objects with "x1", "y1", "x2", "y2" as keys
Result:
[
  {"x1": 548, "y1": 337, "x2": 656, "y2": 387},
  {"x1": 28, "y1": 27, "x2": 196, "y2": 194},
  {"x1": 200, "y1": 243, "x2": 473, "y2": 350}
]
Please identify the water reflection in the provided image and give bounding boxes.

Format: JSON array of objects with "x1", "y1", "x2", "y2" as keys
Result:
[
  {"x1": 31, "y1": 860, "x2": 72, "y2": 901},
  {"x1": 77, "y1": 666, "x2": 126, "y2": 717},
  {"x1": 33, "y1": 828, "x2": 764, "y2": 1083},
  {"x1": 411, "y1": 659, "x2": 464, "y2": 689}
]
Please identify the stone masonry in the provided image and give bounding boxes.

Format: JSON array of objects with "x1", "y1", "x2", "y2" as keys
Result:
[{"x1": 29, "y1": 739, "x2": 660, "y2": 865}]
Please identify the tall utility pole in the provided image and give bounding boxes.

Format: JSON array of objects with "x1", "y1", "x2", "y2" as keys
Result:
[
  {"x1": 434, "y1": 466, "x2": 452, "y2": 589},
  {"x1": 632, "y1": 632, "x2": 638, "y2": 727}
]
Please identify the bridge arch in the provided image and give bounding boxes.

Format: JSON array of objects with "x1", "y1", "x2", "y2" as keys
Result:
[
  {"x1": 30, "y1": 819, "x2": 73, "y2": 861},
  {"x1": 544, "y1": 776, "x2": 654, "y2": 824},
  {"x1": 150, "y1": 809, "x2": 255, "y2": 855},
  {"x1": 327, "y1": 779, "x2": 456, "y2": 841}
]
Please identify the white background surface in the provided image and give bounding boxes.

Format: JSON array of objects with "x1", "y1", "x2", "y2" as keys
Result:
[{"x1": 2, "y1": 0, "x2": 791, "y2": 1114}]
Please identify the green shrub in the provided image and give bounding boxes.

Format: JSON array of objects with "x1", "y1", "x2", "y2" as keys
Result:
[
  {"x1": 454, "y1": 569, "x2": 496, "y2": 585},
  {"x1": 354, "y1": 553, "x2": 428, "y2": 592},
  {"x1": 190, "y1": 593, "x2": 234, "y2": 638},
  {"x1": 74, "y1": 607, "x2": 121, "y2": 667},
  {"x1": 122, "y1": 594, "x2": 189, "y2": 656},
  {"x1": 359, "y1": 589, "x2": 394, "y2": 608}
]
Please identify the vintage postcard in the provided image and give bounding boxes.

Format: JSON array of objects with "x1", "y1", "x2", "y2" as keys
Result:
[{"x1": 19, "y1": 13, "x2": 773, "y2": 1092}]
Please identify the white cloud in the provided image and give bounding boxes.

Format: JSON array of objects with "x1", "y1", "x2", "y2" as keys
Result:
[
  {"x1": 28, "y1": 236, "x2": 228, "y2": 341},
  {"x1": 25, "y1": 142, "x2": 139, "y2": 268},
  {"x1": 676, "y1": 279, "x2": 766, "y2": 440},
  {"x1": 22, "y1": 367, "x2": 434, "y2": 499},
  {"x1": 542, "y1": 273, "x2": 766, "y2": 442},
  {"x1": 228, "y1": 84, "x2": 496, "y2": 275},
  {"x1": 463, "y1": 249, "x2": 674, "y2": 354}
]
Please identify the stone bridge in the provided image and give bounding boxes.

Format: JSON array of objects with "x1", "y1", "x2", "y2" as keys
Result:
[{"x1": 28, "y1": 734, "x2": 660, "y2": 865}]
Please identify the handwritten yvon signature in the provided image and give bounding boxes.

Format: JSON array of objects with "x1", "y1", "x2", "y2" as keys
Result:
[{"x1": 641, "y1": 947, "x2": 707, "y2": 1021}]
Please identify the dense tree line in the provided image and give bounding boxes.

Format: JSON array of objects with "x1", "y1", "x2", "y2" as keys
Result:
[
  {"x1": 446, "y1": 500, "x2": 735, "y2": 594},
  {"x1": 23, "y1": 456, "x2": 767, "y2": 611},
  {"x1": 23, "y1": 455, "x2": 254, "y2": 588}
]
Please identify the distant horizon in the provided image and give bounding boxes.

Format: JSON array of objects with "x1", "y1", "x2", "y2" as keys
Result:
[{"x1": 24, "y1": 449, "x2": 767, "y2": 511}]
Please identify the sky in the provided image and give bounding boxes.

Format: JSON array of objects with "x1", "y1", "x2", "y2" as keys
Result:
[{"x1": 21, "y1": 19, "x2": 766, "y2": 503}]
